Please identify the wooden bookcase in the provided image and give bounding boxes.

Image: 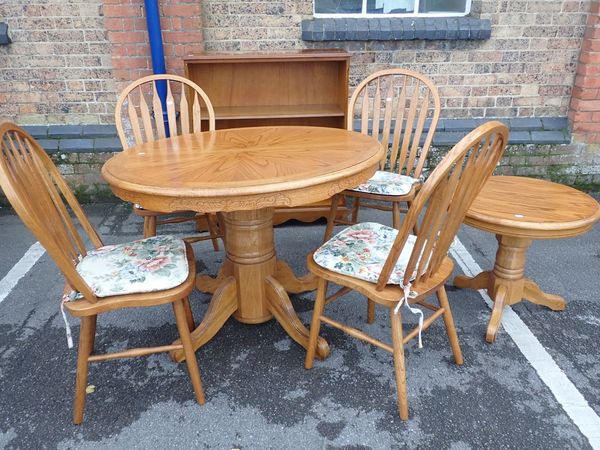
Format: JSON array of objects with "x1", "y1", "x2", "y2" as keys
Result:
[{"x1": 184, "y1": 50, "x2": 351, "y2": 224}]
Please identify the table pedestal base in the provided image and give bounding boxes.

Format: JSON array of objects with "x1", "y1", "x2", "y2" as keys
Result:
[
  {"x1": 454, "y1": 235, "x2": 566, "y2": 343},
  {"x1": 170, "y1": 208, "x2": 329, "y2": 362}
]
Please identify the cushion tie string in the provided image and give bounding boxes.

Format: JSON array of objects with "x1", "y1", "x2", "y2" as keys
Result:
[
  {"x1": 393, "y1": 282, "x2": 424, "y2": 348},
  {"x1": 60, "y1": 291, "x2": 79, "y2": 349}
]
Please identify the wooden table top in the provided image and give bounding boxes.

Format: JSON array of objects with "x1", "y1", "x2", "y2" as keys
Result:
[
  {"x1": 102, "y1": 126, "x2": 383, "y2": 213},
  {"x1": 464, "y1": 176, "x2": 600, "y2": 239}
]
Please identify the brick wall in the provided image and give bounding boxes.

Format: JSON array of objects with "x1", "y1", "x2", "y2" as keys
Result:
[
  {"x1": 202, "y1": 0, "x2": 590, "y2": 119},
  {"x1": 0, "y1": 0, "x2": 204, "y2": 125},
  {"x1": 0, "y1": 1, "x2": 593, "y2": 123},
  {"x1": 0, "y1": 0, "x2": 115, "y2": 124},
  {"x1": 569, "y1": 0, "x2": 600, "y2": 143},
  {"x1": 103, "y1": 0, "x2": 204, "y2": 93}
]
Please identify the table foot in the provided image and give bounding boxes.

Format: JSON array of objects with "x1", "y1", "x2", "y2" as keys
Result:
[
  {"x1": 171, "y1": 276, "x2": 238, "y2": 362},
  {"x1": 273, "y1": 260, "x2": 318, "y2": 294},
  {"x1": 265, "y1": 276, "x2": 330, "y2": 360},
  {"x1": 486, "y1": 285, "x2": 508, "y2": 343},
  {"x1": 196, "y1": 260, "x2": 233, "y2": 294},
  {"x1": 454, "y1": 271, "x2": 490, "y2": 290},
  {"x1": 523, "y1": 278, "x2": 566, "y2": 311}
]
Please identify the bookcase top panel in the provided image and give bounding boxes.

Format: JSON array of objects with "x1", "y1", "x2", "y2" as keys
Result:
[{"x1": 184, "y1": 49, "x2": 351, "y2": 64}]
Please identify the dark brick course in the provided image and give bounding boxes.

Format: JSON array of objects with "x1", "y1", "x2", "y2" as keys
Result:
[
  {"x1": 302, "y1": 18, "x2": 491, "y2": 41},
  {"x1": 350, "y1": 117, "x2": 570, "y2": 146}
]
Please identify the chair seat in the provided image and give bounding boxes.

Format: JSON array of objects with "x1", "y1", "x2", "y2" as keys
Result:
[
  {"x1": 76, "y1": 235, "x2": 189, "y2": 298},
  {"x1": 350, "y1": 171, "x2": 419, "y2": 196},
  {"x1": 313, "y1": 222, "x2": 417, "y2": 285}
]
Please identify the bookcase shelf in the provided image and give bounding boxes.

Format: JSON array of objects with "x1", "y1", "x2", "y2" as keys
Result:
[{"x1": 184, "y1": 50, "x2": 351, "y2": 224}]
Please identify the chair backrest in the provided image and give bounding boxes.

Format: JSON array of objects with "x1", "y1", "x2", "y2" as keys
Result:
[
  {"x1": 348, "y1": 68, "x2": 441, "y2": 179},
  {"x1": 115, "y1": 74, "x2": 216, "y2": 150},
  {"x1": 376, "y1": 121, "x2": 509, "y2": 291},
  {"x1": 0, "y1": 123, "x2": 102, "y2": 301}
]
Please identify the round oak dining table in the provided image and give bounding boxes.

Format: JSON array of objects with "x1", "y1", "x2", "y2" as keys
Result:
[
  {"x1": 453, "y1": 176, "x2": 600, "y2": 343},
  {"x1": 102, "y1": 125, "x2": 384, "y2": 362}
]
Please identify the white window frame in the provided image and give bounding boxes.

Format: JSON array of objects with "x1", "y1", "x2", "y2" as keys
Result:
[{"x1": 314, "y1": 0, "x2": 471, "y2": 18}]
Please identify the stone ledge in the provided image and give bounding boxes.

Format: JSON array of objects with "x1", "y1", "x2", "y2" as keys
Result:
[
  {"x1": 302, "y1": 17, "x2": 491, "y2": 41},
  {"x1": 0, "y1": 22, "x2": 10, "y2": 45},
  {"x1": 23, "y1": 125, "x2": 122, "y2": 154},
  {"x1": 355, "y1": 117, "x2": 570, "y2": 146},
  {"x1": 23, "y1": 118, "x2": 569, "y2": 155}
]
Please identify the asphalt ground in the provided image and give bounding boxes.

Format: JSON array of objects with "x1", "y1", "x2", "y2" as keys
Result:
[{"x1": 0, "y1": 200, "x2": 599, "y2": 449}]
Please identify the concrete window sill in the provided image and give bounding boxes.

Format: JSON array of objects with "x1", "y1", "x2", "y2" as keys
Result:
[
  {"x1": 0, "y1": 22, "x2": 11, "y2": 45},
  {"x1": 301, "y1": 17, "x2": 491, "y2": 41}
]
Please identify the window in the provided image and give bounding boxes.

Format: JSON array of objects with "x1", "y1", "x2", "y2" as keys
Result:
[{"x1": 314, "y1": 0, "x2": 471, "y2": 17}]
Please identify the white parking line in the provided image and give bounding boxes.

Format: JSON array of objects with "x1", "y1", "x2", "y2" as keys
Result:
[
  {"x1": 0, "y1": 242, "x2": 46, "y2": 305},
  {"x1": 451, "y1": 238, "x2": 600, "y2": 450}
]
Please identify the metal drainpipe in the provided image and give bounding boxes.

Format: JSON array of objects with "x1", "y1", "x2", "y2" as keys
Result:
[{"x1": 144, "y1": 0, "x2": 170, "y2": 135}]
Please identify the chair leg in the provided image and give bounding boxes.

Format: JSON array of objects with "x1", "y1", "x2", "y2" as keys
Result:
[
  {"x1": 305, "y1": 278, "x2": 328, "y2": 369},
  {"x1": 351, "y1": 196, "x2": 360, "y2": 223},
  {"x1": 392, "y1": 202, "x2": 402, "y2": 230},
  {"x1": 216, "y1": 213, "x2": 226, "y2": 247},
  {"x1": 436, "y1": 286, "x2": 464, "y2": 365},
  {"x1": 205, "y1": 214, "x2": 220, "y2": 252},
  {"x1": 143, "y1": 216, "x2": 157, "y2": 238},
  {"x1": 182, "y1": 297, "x2": 195, "y2": 331},
  {"x1": 390, "y1": 309, "x2": 409, "y2": 420},
  {"x1": 72, "y1": 315, "x2": 96, "y2": 425},
  {"x1": 172, "y1": 298, "x2": 206, "y2": 404},
  {"x1": 323, "y1": 194, "x2": 340, "y2": 243},
  {"x1": 367, "y1": 298, "x2": 375, "y2": 324}
]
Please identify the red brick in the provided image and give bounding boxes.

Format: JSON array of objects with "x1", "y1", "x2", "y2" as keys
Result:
[
  {"x1": 587, "y1": 14, "x2": 600, "y2": 26},
  {"x1": 575, "y1": 74, "x2": 600, "y2": 88},
  {"x1": 584, "y1": 27, "x2": 600, "y2": 39},
  {"x1": 581, "y1": 39, "x2": 600, "y2": 51},
  {"x1": 579, "y1": 51, "x2": 600, "y2": 64},
  {"x1": 111, "y1": 57, "x2": 149, "y2": 69},
  {"x1": 572, "y1": 86, "x2": 600, "y2": 99},
  {"x1": 103, "y1": 17, "x2": 123, "y2": 31},
  {"x1": 132, "y1": 18, "x2": 147, "y2": 31},
  {"x1": 568, "y1": 109, "x2": 593, "y2": 121},
  {"x1": 576, "y1": 64, "x2": 600, "y2": 76},
  {"x1": 571, "y1": 99, "x2": 600, "y2": 111},
  {"x1": 102, "y1": 4, "x2": 139, "y2": 17},
  {"x1": 110, "y1": 45, "x2": 130, "y2": 58},
  {"x1": 170, "y1": 17, "x2": 183, "y2": 30},
  {"x1": 572, "y1": 122, "x2": 600, "y2": 132},
  {"x1": 108, "y1": 31, "x2": 146, "y2": 44},
  {"x1": 161, "y1": 5, "x2": 201, "y2": 17},
  {"x1": 163, "y1": 31, "x2": 203, "y2": 44}
]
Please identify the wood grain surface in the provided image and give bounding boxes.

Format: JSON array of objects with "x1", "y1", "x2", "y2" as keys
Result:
[
  {"x1": 464, "y1": 176, "x2": 600, "y2": 238},
  {"x1": 456, "y1": 175, "x2": 600, "y2": 342},
  {"x1": 102, "y1": 126, "x2": 383, "y2": 213}
]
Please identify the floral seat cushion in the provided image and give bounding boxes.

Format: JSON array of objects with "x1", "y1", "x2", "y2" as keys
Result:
[
  {"x1": 350, "y1": 170, "x2": 419, "y2": 196},
  {"x1": 76, "y1": 235, "x2": 189, "y2": 298},
  {"x1": 313, "y1": 222, "x2": 418, "y2": 285}
]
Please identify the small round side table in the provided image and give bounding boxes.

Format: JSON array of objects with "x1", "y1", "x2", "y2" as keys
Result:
[{"x1": 453, "y1": 176, "x2": 600, "y2": 342}]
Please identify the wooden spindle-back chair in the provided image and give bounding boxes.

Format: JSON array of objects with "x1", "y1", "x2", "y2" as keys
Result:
[
  {"x1": 115, "y1": 74, "x2": 222, "y2": 248},
  {"x1": 0, "y1": 122, "x2": 206, "y2": 424},
  {"x1": 324, "y1": 69, "x2": 441, "y2": 240},
  {"x1": 306, "y1": 121, "x2": 509, "y2": 420}
]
